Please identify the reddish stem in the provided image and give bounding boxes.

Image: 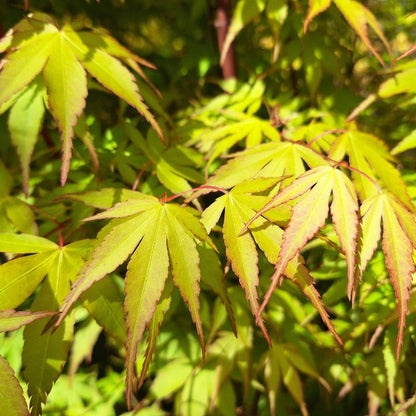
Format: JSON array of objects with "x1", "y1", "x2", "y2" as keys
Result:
[{"x1": 215, "y1": 0, "x2": 237, "y2": 79}]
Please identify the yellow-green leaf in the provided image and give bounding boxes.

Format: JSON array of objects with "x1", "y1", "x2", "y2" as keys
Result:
[
  {"x1": 8, "y1": 77, "x2": 45, "y2": 195},
  {"x1": 166, "y1": 207, "x2": 205, "y2": 354},
  {"x1": 0, "y1": 355, "x2": 30, "y2": 416},
  {"x1": 43, "y1": 33, "x2": 88, "y2": 185},
  {"x1": 0, "y1": 251, "x2": 57, "y2": 309},
  {"x1": 124, "y1": 206, "x2": 169, "y2": 408},
  {"x1": 0, "y1": 310, "x2": 56, "y2": 333},
  {"x1": 304, "y1": 0, "x2": 332, "y2": 33},
  {"x1": 0, "y1": 31, "x2": 58, "y2": 109},
  {"x1": 0, "y1": 233, "x2": 58, "y2": 253}
]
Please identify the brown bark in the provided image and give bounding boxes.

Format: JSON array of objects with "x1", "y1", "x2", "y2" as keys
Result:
[{"x1": 214, "y1": 0, "x2": 237, "y2": 79}]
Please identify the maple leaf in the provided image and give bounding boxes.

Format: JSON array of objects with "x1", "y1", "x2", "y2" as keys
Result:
[
  {"x1": 0, "y1": 12, "x2": 162, "y2": 186},
  {"x1": 329, "y1": 129, "x2": 413, "y2": 211},
  {"x1": 201, "y1": 177, "x2": 342, "y2": 345},
  {"x1": 357, "y1": 192, "x2": 416, "y2": 360},
  {"x1": 242, "y1": 166, "x2": 359, "y2": 319},
  {"x1": 0, "y1": 356, "x2": 30, "y2": 416},
  {"x1": 304, "y1": 0, "x2": 391, "y2": 65},
  {"x1": 49, "y1": 194, "x2": 215, "y2": 408},
  {"x1": 0, "y1": 235, "x2": 91, "y2": 416},
  {"x1": 207, "y1": 141, "x2": 327, "y2": 190}
]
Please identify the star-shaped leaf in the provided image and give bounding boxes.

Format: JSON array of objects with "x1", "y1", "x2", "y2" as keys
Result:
[
  {"x1": 0, "y1": 12, "x2": 162, "y2": 185},
  {"x1": 49, "y1": 193, "x2": 215, "y2": 408}
]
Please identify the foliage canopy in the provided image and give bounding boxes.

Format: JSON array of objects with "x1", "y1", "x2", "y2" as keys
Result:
[{"x1": 0, "y1": 0, "x2": 416, "y2": 415}]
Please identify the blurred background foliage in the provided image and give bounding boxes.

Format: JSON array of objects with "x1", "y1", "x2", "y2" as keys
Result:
[{"x1": 1, "y1": 0, "x2": 416, "y2": 415}]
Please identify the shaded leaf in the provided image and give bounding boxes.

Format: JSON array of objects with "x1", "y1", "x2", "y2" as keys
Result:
[{"x1": 0, "y1": 355, "x2": 30, "y2": 416}]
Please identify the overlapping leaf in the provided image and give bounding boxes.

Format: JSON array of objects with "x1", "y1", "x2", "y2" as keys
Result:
[
  {"x1": 50, "y1": 194, "x2": 215, "y2": 408},
  {"x1": 207, "y1": 140, "x2": 327, "y2": 190},
  {"x1": 304, "y1": 0, "x2": 391, "y2": 65},
  {"x1": 0, "y1": 12, "x2": 162, "y2": 185},
  {"x1": 357, "y1": 192, "x2": 416, "y2": 359},
  {"x1": 0, "y1": 355, "x2": 30, "y2": 416},
  {"x1": 125, "y1": 123, "x2": 204, "y2": 194},
  {"x1": 243, "y1": 166, "x2": 359, "y2": 317},
  {"x1": 195, "y1": 112, "x2": 281, "y2": 173},
  {"x1": 329, "y1": 130, "x2": 413, "y2": 211},
  {"x1": 201, "y1": 177, "x2": 342, "y2": 345},
  {"x1": 0, "y1": 236, "x2": 91, "y2": 416}
]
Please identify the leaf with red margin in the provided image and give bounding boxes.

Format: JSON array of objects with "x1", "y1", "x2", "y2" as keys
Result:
[
  {"x1": 0, "y1": 355, "x2": 30, "y2": 416},
  {"x1": 0, "y1": 309, "x2": 56, "y2": 332},
  {"x1": 358, "y1": 192, "x2": 416, "y2": 360},
  {"x1": 304, "y1": 0, "x2": 332, "y2": 33},
  {"x1": 242, "y1": 167, "x2": 358, "y2": 319}
]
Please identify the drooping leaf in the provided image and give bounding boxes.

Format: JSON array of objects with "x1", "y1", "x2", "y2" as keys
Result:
[
  {"x1": 43, "y1": 33, "x2": 88, "y2": 185},
  {"x1": 63, "y1": 27, "x2": 163, "y2": 141},
  {"x1": 303, "y1": 0, "x2": 332, "y2": 33},
  {"x1": 333, "y1": 0, "x2": 391, "y2": 65},
  {"x1": 137, "y1": 279, "x2": 173, "y2": 390},
  {"x1": 0, "y1": 13, "x2": 163, "y2": 186},
  {"x1": 23, "y1": 241, "x2": 89, "y2": 416},
  {"x1": 329, "y1": 130, "x2": 413, "y2": 210},
  {"x1": 8, "y1": 77, "x2": 45, "y2": 195},
  {"x1": 0, "y1": 355, "x2": 30, "y2": 416},
  {"x1": 124, "y1": 205, "x2": 169, "y2": 407},
  {"x1": 0, "y1": 310, "x2": 56, "y2": 333},
  {"x1": 358, "y1": 193, "x2": 416, "y2": 359},
  {"x1": 243, "y1": 167, "x2": 358, "y2": 316}
]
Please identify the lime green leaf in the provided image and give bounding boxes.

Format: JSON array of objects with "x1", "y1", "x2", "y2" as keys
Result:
[
  {"x1": 84, "y1": 197, "x2": 159, "y2": 221},
  {"x1": 0, "y1": 310, "x2": 56, "y2": 333},
  {"x1": 80, "y1": 275, "x2": 126, "y2": 343},
  {"x1": 137, "y1": 279, "x2": 173, "y2": 390},
  {"x1": 383, "y1": 328, "x2": 397, "y2": 406},
  {"x1": 166, "y1": 203, "x2": 216, "y2": 251},
  {"x1": 64, "y1": 28, "x2": 163, "y2": 141},
  {"x1": 166, "y1": 207, "x2": 205, "y2": 355},
  {"x1": 381, "y1": 195, "x2": 414, "y2": 360},
  {"x1": 0, "y1": 233, "x2": 58, "y2": 253},
  {"x1": 358, "y1": 193, "x2": 416, "y2": 359},
  {"x1": 1, "y1": 197, "x2": 37, "y2": 234},
  {"x1": 198, "y1": 245, "x2": 236, "y2": 335},
  {"x1": 304, "y1": 0, "x2": 332, "y2": 33},
  {"x1": 223, "y1": 194, "x2": 270, "y2": 343},
  {"x1": 333, "y1": 0, "x2": 391, "y2": 65},
  {"x1": 391, "y1": 129, "x2": 416, "y2": 155},
  {"x1": 331, "y1": 169, "x2": 359, "y2": 300},
  {"x1": 62, "y1": 188, "x2": 145, "y2": 209},
  {"x1": 330, "y1": 130, "x2": 413, "y2": 211},
  {"x1": 248, "y1": 167, "x2": 358, "y2": 319},
  {"x1": 264, "y1": 344, "x2": 282, "y2": 416},
  {"x1": 0, "y1": 355, "x2": 30, "y2": 416},
  {"x1": 150, "y1": 357, "x2": 194, "y2": 400},
  {"x1": 23, "y1": 248, "x2": 77, "y2": 416},
  {"x1": 179, "y1": 368, "x2": 214, "y2": 416},
  {"x1": 43, "y1": 33, "x2": 88, "y2": 185},
  {"x1": 0, "y1": 31, "x2": 58, "y2": 109},
  {"x1": 275, "y1": 344, "x2": 308, "y2": 416},
  {"x1": 208, "y1": 141, "x2": 327, "y2": 190},
  {"x1": 8, "y1": 77, "x2": 45, "y2": 195},
  {"x1": 124, "y1": 206, "x2": 168, "y2": 408},
  {"x1": 0, "y1": 251, "x2": 57, "y2": 309},
  {"x1": 68, "y1": 318, "x2": 102, "y2": 381},
  {"x1": 54, "y1": 212, "x2": 154, "y2": 327}
]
